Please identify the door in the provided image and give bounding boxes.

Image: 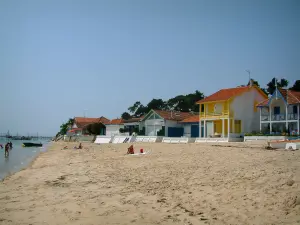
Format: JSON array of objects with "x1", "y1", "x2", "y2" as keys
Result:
[
  {"x1": 168, "y1": 127, "x2": 184, "y2": 137},
  {"x1": 191, "y1": 125, "x2": 199, "y2": 137},
  {"x1": 206, "y1": 121, "x2": 213, "y2": 137}
]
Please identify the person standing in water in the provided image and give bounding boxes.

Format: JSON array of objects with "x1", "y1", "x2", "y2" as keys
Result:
[
  {"x1": 4, "y1": 143, "x2": 9, "y2": 157},
  {"x1": 9, "y1": 141, "x2": 12, "y2": 149}
]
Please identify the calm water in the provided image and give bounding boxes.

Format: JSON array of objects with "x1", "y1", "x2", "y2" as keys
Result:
[{"x1": 0, "y1": 138, "x2": 51, "y2": 180}]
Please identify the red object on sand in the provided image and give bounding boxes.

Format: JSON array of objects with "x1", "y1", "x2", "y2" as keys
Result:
[
  {"x1": 127, "y1": 145, "x2": 134, "y2": 154},
  {"x1": 140, "y1": 149, "x2": 143, "y2": 153}
]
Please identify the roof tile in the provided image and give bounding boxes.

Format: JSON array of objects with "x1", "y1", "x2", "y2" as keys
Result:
[
  {"x1": 196, "y1": 86, "x2": 250, "y2": 104},
  {"x1": 153, "y1": 110, "x2": 194, "y2": 121},
  {"x1": 74, "y1": 116, "x2": 110, "y2": 128},
  {"x1": 180, "y1": 115, "x2": 199, "y2": 123}
]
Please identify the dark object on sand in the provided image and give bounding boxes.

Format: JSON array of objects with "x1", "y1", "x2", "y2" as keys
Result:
[
  {"x1": 22, "y1": 142, "x2": 43, "y2": 147},
  {"x1": 127, "y1": 145, "x2": 134, "y2": 154}
]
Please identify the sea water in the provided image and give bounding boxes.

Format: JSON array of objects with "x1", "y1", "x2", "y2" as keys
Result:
[{"x1": 0, "y1": 138, "x2": 51, "y2": 180}]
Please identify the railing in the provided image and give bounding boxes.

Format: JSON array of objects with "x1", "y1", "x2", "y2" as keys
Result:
[
  {"x1": 272, "y1": 114, "x2": 285, "y2": 121},
  {"x1": 200, "y1": 110, "x2": 229, "y2": 117},
  {"x1": 287, "y1": 113, "x2": 298, "y2": 120},
  {"x1": 261, "y1": 113, "x2": 298, "y2": 121}
]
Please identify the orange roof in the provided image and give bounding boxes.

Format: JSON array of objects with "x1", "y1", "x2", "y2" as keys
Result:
[
  {"x1": 180, "y1": 115, "x2": 199, "y2": 123},
  {"x1": 153, "y1": 110, "x2": 194, "y2": 121},
  {"x1": 257, "y1": 89, "x2": 300, "y2": 106},
  {"x1": 196, "y1": 86, "x2": 251, "y2": 104},
  {"x1": 106, "y1": 118, "x2": 124, "y2": 125},
  {"x1": 74, "y1": 116, "x2": 110, "y2": 128}
]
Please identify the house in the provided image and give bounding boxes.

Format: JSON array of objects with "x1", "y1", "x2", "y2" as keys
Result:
[
  {"x1": 71, "y1": 116, "x2": 110, "y2": 135},
  {"x1": 180, "y1": 114, "x2": 202, "y2": 137},
  {"x1": 141, "y1": 109, "x2": 194, "y2": 137},
  {"x1": 123, "y1": 116, "x2": 145, "y2": 135},
  {"x1": 104, "y1": 119, "x2": 125, "y2": 136},
  {"x1": 257, "y1": 88, "x2": 300, "y2": 135},
  {"x1": 196, "y1": 82, "x2": 268, "y2": 139}
]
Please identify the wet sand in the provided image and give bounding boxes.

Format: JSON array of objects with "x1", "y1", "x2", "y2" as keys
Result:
[{"x1": 0, "y1": 141, "x2": 299, "y2": 225}]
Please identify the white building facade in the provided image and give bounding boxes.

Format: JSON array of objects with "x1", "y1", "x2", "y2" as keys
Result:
[{"x1": 257, "y1": 88, "x2": 300, "y2": 135}]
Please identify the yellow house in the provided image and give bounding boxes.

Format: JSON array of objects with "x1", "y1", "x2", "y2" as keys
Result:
[{"x1": 196, "y1": 83, "x2": 268, "y2": 139}]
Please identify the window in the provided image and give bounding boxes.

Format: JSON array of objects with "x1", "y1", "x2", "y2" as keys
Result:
[
  {"x1": 274, "y1": 106, "x2": 280, "y2": 115},
  {"x1": 201, "y1": 104, "x2": 204, "y2": 112},
  {"x1": 293, "y1": 105, "x2": 298, "y2": 114}
]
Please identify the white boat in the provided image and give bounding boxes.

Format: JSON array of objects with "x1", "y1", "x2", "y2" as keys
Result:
[{"x1": 267, "y1": 139, "x2": 300, "y2": 149}]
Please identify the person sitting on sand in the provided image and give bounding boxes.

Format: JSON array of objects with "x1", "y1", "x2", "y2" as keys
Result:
[
  {"x1": 127, "y1": 145, "x2": 134, "y2": 154},
  {"x1": 78, "y1": 143, "x2": 82, "y2": 149}
]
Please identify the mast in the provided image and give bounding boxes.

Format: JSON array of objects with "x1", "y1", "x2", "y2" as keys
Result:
[{"x1": 275, "y1": 78, "x2": 278, "y2": 100}]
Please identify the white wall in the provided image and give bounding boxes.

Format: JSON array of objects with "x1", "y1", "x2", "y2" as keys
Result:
[
  {"x1": 183, "y1": 124, "x2": 191, "y2": 137},
  {"x1": 145, "y1": 119, "x2": 164, "y2": 136},
  {"x1": 270, "y1": 98, "x2": 286, "y2": 114},
  {"x1": 231, "y1": 88, "x2": 266, "y2": 133},
  {"x1": 106, "y1": 124, "x2": 124, "y2": 136}
]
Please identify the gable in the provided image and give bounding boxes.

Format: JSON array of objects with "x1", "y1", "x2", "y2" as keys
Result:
[
  {"x1": 142, "y1": 110, "x2": 163, "y2": 121},
  {"x1": 268, "y1": 89, "x2": 287, "y2": 106}
]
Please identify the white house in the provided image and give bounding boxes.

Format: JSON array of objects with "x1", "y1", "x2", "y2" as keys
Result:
[
  {"x1": 123, "y1": 116, "x2": 145, "y2": 135},
  {"x1": 257, "y1": 88, "x2": 300, "y2": 135},
  {"x1": 141, "y1": 109, "x2": 195, "y2": 137},
  {"x1": 104, "y1": 119, "x2": 125, "y2": 136}
]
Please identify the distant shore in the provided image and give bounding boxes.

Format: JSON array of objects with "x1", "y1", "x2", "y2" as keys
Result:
[{"x1": 0, "y1": 141, "x2": 299, "y2": 225}]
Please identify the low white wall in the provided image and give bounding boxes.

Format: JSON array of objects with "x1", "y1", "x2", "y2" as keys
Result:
[
  {"x1": 111, "y1": 135, "x2": 135, "y2": 144},
  {"x1": 134, "y1": 136, "x2": 163, "y2": 143},
  {"x1": 162, "y1": 137, "x2": 195, "y2": 143},
  {"x1": 195, "y1": 138, "x2": 228, "y2": 143},
  {"x1": 94, "y1": 136, "x2": 113, "y2": 144},
  {"x1": 244, "y1": 136, "x2": 287, "y2": 142}
]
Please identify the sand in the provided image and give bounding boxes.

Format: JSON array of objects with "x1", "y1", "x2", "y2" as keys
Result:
[{"x1": 0, "y1": 141, "x2": 300, "y2": 225}]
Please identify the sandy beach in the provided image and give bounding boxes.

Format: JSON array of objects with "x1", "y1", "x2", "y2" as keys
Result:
[{"x1": 0, "y1": 141, "x2": 299, "y2": 225}]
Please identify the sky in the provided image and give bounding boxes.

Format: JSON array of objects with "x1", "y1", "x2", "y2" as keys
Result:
[{"x1": 0, "y1": 0, "x2": 299, "y2": 136}]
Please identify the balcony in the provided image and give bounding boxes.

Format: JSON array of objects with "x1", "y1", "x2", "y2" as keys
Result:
[
  {"x1": 200, "y1": 110, "x2": 229, "y2": 117},
  {"x1": 260, "y1": 113, "x2": 298, "y2": 121}
]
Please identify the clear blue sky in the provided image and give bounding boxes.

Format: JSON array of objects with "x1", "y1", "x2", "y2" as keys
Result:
[{"x1": 0, "y1": 0, "x2": 299, "y2": 136}]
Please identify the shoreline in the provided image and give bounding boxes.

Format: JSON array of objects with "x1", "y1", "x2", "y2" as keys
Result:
[
  {"x1": 0, "y1": 141, "x2": 52, "y2": 182},
  {"x1": 0, "y1": 141, "x2": 299, "y2": 225}
]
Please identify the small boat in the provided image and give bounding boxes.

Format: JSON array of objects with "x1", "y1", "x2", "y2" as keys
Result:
[
  {"x1": 22, "y1": 142, "x2": 43, "y2": 147},
  {"x1": 267, "y1": 139, "x2": 300, "y2": 149}
]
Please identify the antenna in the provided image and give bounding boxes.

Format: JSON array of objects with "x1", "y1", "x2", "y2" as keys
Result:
[
  {"x1": 275, "y1": 78, "x2": 278, "y2": 99},
  {"x1": 246, "y1": 70, "x2": 251, "y2": 84},
  {"x1": 83, "y1": 109, "x2": 88, "y2": 118}
]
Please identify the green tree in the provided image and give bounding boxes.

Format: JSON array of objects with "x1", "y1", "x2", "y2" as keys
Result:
[
  {"x1": 146, "y1": 99, "x2": 167, "y2": 111},
  {"x1": 121, "y1": 112, "x2": 131, "y2": 120},
  {"x1": 128, "y1": 101, "x2": 143, "y2": 114},
  {"x1": 266, "y1": 78, "x2": 289, "y2": 94},
  {"x1": 290, "y1": 80, "x2": 300, "y2": 91},
  {"x1": 167, "y1": 90, "x2": 204, "y2": 112},
  {"x1": 58, "y1": 118, "x2": 74, "y2": 135},
  {"x1": 128, "y1": 101, "x2": 148, "y2": 117}
]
